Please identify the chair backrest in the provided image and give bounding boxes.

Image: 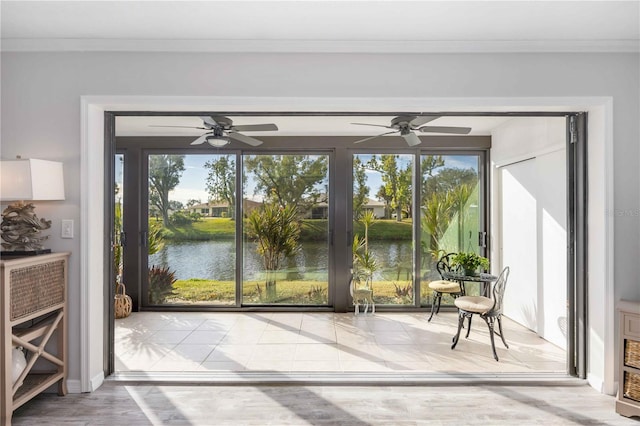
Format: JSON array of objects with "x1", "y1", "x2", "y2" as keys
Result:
[
  {"x1": 436, "y1": 252, "x2": 458, "y2": 278},
  {"x1": 490, "y1": 266, "x2": 510, "y2": 315}
]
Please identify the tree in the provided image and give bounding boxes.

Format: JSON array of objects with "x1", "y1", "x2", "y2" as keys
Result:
[
  {"x1": 451, "y1": 183, "x2": 474, "y2": 251},
  {"x1": 244, "y1": 155, "x2": 327, "y2": 216},
  {"x1": 186, "y1": 199, "x2": 201, "y2": 208},
  {"x1": 420, "y1": 161, "x2": 478, "y2": 254},
  {"x1": 421, "y1": 191, "x2": 455, "y2": 253},
  {"x1": 360, "y1": 209, "x2": 377, "y2": 254},
  {"x1": 205, "y1": 155, "x2": 236, "y2": 218},
  {"x1": 149, "y1": 155, "x2": 185, "y2": 226},
  {"x1": 352, "y1": 211, "x2": 377, "y2": 292},
  {"x1": 423, "y1": 166, "x2": 477, "y2": 199},
  {"x1": 246, "y1": 203, "x2": 301, "y2": 301},
  {"x1": 366, "y1": 155, "x2": 412, "y2": 222},
  {"x1": 352, "y1": 156, "x2": 370, "y2": 220},
  {"x1": 168, "y1": 200, "x2": 184, "y2": 212}
]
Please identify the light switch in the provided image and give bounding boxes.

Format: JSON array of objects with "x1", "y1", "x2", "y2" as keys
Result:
[{"x1": 61, "y1": 219, "x2": 74, "y2": 239}]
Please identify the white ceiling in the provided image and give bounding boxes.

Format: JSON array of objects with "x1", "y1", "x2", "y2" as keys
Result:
[
  {"x1": 2, "y1": 1, "x2": 638, "y2": 53},
  {"x1": 116, "y1": 115, "x2": 516, "y2": 137}
]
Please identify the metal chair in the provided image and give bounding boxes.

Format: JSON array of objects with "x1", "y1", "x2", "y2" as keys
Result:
[
  {"x1": 427, "y1": 252, "x2": 463, "y2": 322},
  {"x1": 451, "y1": 266, "x2": 510, "y2": 361}
]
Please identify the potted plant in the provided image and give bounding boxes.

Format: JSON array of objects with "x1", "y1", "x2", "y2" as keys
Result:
[{"x1": 451, "y1": 252, "x2": 490, "y2": 276}]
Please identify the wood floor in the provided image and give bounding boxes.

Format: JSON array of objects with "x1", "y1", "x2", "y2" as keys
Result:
[
  {"x1": 12, "y1": 312, "x2": 635, "y2": 424},
  {"x1": 12, "y1": 381, "x2": 638, "y2": 425}
]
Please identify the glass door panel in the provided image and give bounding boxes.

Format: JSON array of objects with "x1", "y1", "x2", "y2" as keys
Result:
[
  {"x1": 146, "y1": 153, "x2": 237, "y2": 306},
  {"x1": 420, "y1": 154, "x2": 482, "y2": 305},
  {"x1": 352, "y1": 154, "x2": 414, "y2": 306},
  {"x1": 114, "y1": 154, "x2": 124, "y2": 287},
  {"x1": 242, "y1": 154, "x2": 329, "y2": 305}
]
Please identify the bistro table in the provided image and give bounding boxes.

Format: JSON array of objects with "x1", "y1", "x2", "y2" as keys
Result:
[{"x1": 441, "y1": 271, "x2": 499, "y2": 297}]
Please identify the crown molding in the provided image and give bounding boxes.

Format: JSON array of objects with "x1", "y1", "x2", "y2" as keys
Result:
[{"x1": 2, "y1": 38, "x2": 639, "y2": 53}]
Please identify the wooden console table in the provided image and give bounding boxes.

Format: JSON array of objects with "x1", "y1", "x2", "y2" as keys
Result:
[
  {"x1": 1, "y1": 252, "x2": 69, "y2": 425},
  {"x1": 617, "y1": 299, "x2": 640, "y2": 418}
]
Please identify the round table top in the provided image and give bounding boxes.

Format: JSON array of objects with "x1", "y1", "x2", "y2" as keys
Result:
[{"x1": 441, "y1": 271, "x2": 498, "y2": 282}]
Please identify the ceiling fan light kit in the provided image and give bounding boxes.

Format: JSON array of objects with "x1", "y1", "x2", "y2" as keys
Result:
[{"x1": 205, "y1": 136, "x2": 230, "y2": 147}]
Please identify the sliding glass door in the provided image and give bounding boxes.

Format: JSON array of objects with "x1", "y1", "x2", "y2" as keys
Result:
[
  {"x1": 140, "y1": 151, "x2": 331, "y2": 307},
  {"x1": 242, "y1": 153, "x2": 330, "y2": 305},
  {"x1": 146, "y1": 153, "x2": 238, "y2": 306},
  {"x1": 352, "y1": 153, "x2": 414, "y2": 306},
  {"x1": 420, "y1": 153, "x2": 484, "y2": 304}
]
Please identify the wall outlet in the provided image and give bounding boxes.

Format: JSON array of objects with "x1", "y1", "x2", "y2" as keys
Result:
[{"x1": 61, "y1": 219, "x2": 74, "y2": 239}]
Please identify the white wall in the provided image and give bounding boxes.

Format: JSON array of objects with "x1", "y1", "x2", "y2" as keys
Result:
[
  {"x1": 491, "y1": 117, "x2": 567, "y2": 349},
  {"x1": 1, "y1": 52, "x2": 638, "y2": 394}
]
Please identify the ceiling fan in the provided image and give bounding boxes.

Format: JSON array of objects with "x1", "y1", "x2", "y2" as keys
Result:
[
  {"x1": 150, "y1": 115, "x2": 278, "y2": 147},
  {"x1": 352, "y1": 115, "x2": 472, "y2": 146}
]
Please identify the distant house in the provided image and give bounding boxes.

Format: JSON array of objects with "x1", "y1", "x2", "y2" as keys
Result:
[
  {"x1": 186, "y1": 199, "x2": 262, "y2": 217},
  {"x1": 362, "y1": 198, "x2": 386, "y2": 218}
]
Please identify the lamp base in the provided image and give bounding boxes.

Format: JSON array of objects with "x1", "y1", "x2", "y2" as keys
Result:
[{"x1": 0, "y1": 249, "x2": 51, "y2": 258}]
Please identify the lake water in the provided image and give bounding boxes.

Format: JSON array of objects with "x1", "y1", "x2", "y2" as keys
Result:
[{"x1": 149, "y1": 239, "x2": 413, "y2": 281}]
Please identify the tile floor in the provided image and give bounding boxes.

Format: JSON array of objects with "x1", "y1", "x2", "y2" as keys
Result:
[{"x1": 115, "y1": 311, "x2": 566, "y2": 375}]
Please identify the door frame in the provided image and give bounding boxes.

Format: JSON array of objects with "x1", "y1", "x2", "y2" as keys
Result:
[{"x1": 81, "y1": 95, "x2": 609, "y2": 393}]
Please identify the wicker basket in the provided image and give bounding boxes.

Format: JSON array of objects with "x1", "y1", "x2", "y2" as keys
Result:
[
  {"x1": 625, "y1": 340, "x2": 640, "y2": 369},
  {"x1": 114, "y1": 282, "x2": 132, "y2": 319},
  {"x1": 10, "y1": 260, "x2": 65, "y2": 321},
  {"x1": 624, "y1": 371, "x2": 640, "y2": 402}
]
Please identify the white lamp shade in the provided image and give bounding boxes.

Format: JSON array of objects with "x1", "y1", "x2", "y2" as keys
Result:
[{"x1": 0, "y1": 159, "x2": 65, "y2": 201}]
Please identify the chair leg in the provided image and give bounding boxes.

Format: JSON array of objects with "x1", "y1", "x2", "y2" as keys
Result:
[
  {"x1": 465, "y1": 314, "x2": 473, "y2": 338},
  {"x1": 428, "y1": 292, "x2": 441, "y2": 322},
  {"x1": 496, "y1": 315, "x2": 509, "y2": 348},
  {"x1": 451, "y1": 310, "x2": 466, "y2": 349},
  {"x1": 435, "y1": 294, "x2": 443, "y2": 315},
  {"x1": 482, "y1": 316, "x2": 499, "y2": 361}
]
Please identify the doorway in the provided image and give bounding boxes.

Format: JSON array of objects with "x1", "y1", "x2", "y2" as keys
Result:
[{"x1": 106, "y1": 110, "x2": 584, "y2": 380}]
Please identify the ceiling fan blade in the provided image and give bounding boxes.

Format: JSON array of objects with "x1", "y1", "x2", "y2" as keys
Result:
[
  {"x1": 403, "y1": 132, "x2": 422, "y2": 146},
  {"x1": 418, "y1": 126, "x2": 472, "y2": 134},
  {"x1": 227, "y1": 132, "x2": 264, "y2": 146},
  {"x1": 353, "y1": 130, "x2": 399, "y2": 144},
  {"x1": 149, "y1": 125, "x2": 207, "y2": 130},
  {"x1": 409, "y1": 116, "x2": 439, "y2": 127},
  {"x1": 190, "y1": 134, "x2": 209, "y2": 145},
  {"x1": 351, "y1": 122, "x2": 394, "y2": 129},
  {"x1": 231, "y1": 123, "x2": 278, "y2": 132},
  {"x1": 200, "y1": 115, "x2": 233, "y2": 129}
]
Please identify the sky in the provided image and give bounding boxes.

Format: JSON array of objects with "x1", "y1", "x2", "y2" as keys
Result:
[{"x1": 115, "y1": 153, "x2": 479, "y2": 206}]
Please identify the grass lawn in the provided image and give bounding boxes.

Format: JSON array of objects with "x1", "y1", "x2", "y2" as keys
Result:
[
  {"x1": 159, "y1": 217, "x2": 413, "y2": 241},
  {"x1": 167, "y1": 277, "x2": 431, "y2": 305}
]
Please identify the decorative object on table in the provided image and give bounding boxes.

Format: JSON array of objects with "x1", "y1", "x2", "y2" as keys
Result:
[
  {"x1": 450, "y1": 251, "x2": 490, "y2": 276},
  {"x1": 452, "y1": 266, "x2": 510, "y2": 361},
  {"x1": 114, "y1": 281, "x2": 132, "y2": 319},
  {"x1": 11, "y1": 346, "x2": 27, "y2": 387},
  {"x1": 349, "y1": 271, "x2": 375, "y2": 315},
  {"x1": 0, "y1": 158, "x2": 65, "y2": 256},
  {"x1": 427, "y1": 252, "x2": 463, "y2": 322}
]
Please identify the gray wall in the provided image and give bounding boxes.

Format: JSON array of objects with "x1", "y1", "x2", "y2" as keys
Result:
[{"x1": 2, "y1": 51, "x2": 639, "y2": 390}]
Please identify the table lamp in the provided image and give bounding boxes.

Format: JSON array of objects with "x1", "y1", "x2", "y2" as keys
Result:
[{"x1": 0, "y1": 158, "x2": 65, "y2": 256}]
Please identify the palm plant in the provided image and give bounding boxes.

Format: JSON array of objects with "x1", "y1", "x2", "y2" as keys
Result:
[
  {"x1": 246, "y1": 203, "x2": 301, "y2": 301},
  {"x1": 148, "y1": 265, "x2": 177, "y2": 304}
]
